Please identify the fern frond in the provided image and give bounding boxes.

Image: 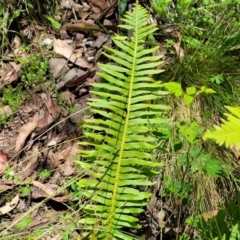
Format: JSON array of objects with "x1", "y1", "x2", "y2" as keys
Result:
[
  {"x1": 203, "y1": 106, "x2": 240, "y2": 150},
  {"x1": 77, "y1": 3, "x2": 170, "y2": 239}
]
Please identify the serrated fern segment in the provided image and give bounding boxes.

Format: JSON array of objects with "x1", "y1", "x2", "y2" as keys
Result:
[
  {"x1": 203, "y1": 106, "x2": 240, "y2": 150},
  {"x1": 77, "y1": 3, "x2": 170, "y2": 239}
]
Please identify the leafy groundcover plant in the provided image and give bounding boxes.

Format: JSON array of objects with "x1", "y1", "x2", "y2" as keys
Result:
[
  {"x1": 76, "y1": 2, "x2": 170, "y2": 239},
  {"x1": 193, "y1": 106, "x2": 240, "y2": 239}
]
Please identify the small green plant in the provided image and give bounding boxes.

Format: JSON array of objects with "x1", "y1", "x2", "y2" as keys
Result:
[
  {"x1": 2, "y1": 85, "x2": 23, "y2": 111},
  {"x1": 45, "y1": 15, "x2": 61, "y2": 29},
  {"x1": 157, "y1": 79, "x2": 227, "y2": 240},
  {"x1": 19, "y1": 54, "x2": 49, "y2": 87},
  {"x1": 3, "y1": 166, "x2": 15, "y2": 180},
  {"x1": 0, "y1": 85, "x2": 23, "y2": 125},
  {"x1": 70, "y1": 182, "x2": 83, "y2": 199},
  {"x1": 15, "y1": 216, "x2": 33, "y2": 231},
  {"x1": 39, "y1": 169, "x2": 52, "y2": 179},
  {"x1": 18, "y1": 185, "x2": 31, "y2": 197},
  {"x1": 162, "y1": 82, "x2": 215, "y2": 105}
]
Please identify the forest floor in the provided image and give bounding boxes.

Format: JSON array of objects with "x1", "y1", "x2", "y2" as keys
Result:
[{"x1": 1, "y1": 0, "x2": 240, "y2": 239}]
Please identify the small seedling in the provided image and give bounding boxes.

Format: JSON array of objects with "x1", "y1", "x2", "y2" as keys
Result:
[
  {"x1": 2, "y1": 85, "x2": 23, "y2": 111},
  {"x1": 19, "y1": 185, "x2": 31, "y2": 197},
  {"x1": 39, "y1": 169, "x2": 52, "y2": 179},
  {"x1": 15, "y1": 216, "x2": 33, "y2": 231},
  {"x1": 19, "y1": 54, "x2": 49, "y2": 87}
]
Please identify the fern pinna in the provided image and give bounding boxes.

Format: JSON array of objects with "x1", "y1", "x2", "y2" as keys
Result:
[
  {"x1": 77, "y1": 3, "x2": 170, "y2": 239},
  {"x1": 203, "y1": 106, "x2": 240, "y2": 150}
]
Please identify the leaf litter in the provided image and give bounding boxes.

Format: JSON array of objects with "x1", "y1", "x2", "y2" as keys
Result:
[{"x1": 0, "y1": 0, "x2": 118, "y2": 238}]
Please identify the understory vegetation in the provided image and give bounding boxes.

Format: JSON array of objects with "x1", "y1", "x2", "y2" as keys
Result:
[{"x1": 0, "y1": 0, "x2": 240, "y2": 239}]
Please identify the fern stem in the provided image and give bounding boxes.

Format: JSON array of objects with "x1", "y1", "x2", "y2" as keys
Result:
[{"x1": 106, "y1": 10, "x2": 139, "y2": 239}]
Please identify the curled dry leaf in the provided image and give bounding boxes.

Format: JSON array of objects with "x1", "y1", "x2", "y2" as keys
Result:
[
  {"x1": 53, "y1": 38, "x2": 90, "y2": 68},
  {"x1": 0, "y1": 194, "x2": 19, "y2": 215},
  {"x1": 0, "y1": 64, "x2": 22, "y2": 88},
  {"x1": 31, "y1": 181, "x2": 69, "y2": 202},
  {"x1": 56, "y1": 68, "x2": 89, "y2": 90},
  {"x1": 15, "y1": 114, "x2": 38, "y2": 154},
  {"x1": 36, "y1": 95, "x2": 60, "y2": 134},
  {"x1": 32, "y1": 181, "x2": 55, "y2": 196},
  {"x1": 52, "y1": 146, "x2": 72, "y2": 168}
]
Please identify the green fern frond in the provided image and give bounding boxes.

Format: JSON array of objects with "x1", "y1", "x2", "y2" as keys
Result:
[
  {"x1": 77, "y1": 3, "x2": 170, "y2": 239},
  {"x1": 203, "y1": 106, "x2": 240, "y2": 150}
]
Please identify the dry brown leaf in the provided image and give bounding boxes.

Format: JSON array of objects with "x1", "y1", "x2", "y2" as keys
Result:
[
  {"x1": 60, "y1": 91, "x2": 75, "y2": 105},
  {"x1": 32, "y1": 181, "x2": 55, "y2": 196},
  {"x1": 56, "y1": 68, "x2": 88, "y2": 90},
  {"x1": 60, "y1": 143, "x2": 79, "y2": 176},
  {"x1": 15, "y1": 114, "x2": 38, "y2": 154},
  {"x1": 0, "y1": 105, "x2": 12, "y2": 117},
  {"x1": 53, "y1": 146, "x2": 72, "y2": 168},
  {"x1": 65, "y1": 21, "x2": 100, "y2": 33},
  {"x1": 49, "y1": 58, "x2": 68, "y2": 79},
  {"x1": 31, "y1": 186, "x2": 70, "y2": 202},
  {"x1": 89, "y1": 0, "x2": 108, "y2": 12},
  {"x1": 0, "y1": 64, "x2": 22, "y2": 88},
  {"x1": 173, "y1": 31, "x2": 184, "y2": 62},
  {"x1": 50, "y1": 234, "x2": 62, "y2": 240},
  {"x1": 0, "y1": 194, "x2": 19, "y2": 215},
  {"x1": 173, "y1": 42, "x2": 184, "y2": 62},
  {"x1": 94, "y1": 33, "x2": 109, "y2": 48},
  {"x1": 19, "y1": 145, "x2": 39, "y2": 180},
  {"x1": 88, "y1": 0, "x2": 114, "y2": 19},
  {"x1": 36, "y1": 96, "x2": 60, "y2": 133},
  {"x1": 46, "y1": 135, "x2": 68, "y2": 147},
  {"x1": 53, "y1": 38, "x2": 90, "y2": 68},
  {"x1": 76, "y1": 7, "x2": 89, "y2": 20},
  {"x1": 0, "y1": 183, "x2": 12, "y2": 192},
  {"x1": 31, "y1": 181, "x2": 70, "y2": 202},
  {"x1": 202, "y1": 210, "x2": 219, "y2": 220}
]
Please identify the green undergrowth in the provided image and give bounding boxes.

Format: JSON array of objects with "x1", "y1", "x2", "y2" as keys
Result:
[
  {"x1": 149, "y1": 1, "x2": 240, "y2": 235},
  {"x1": 1, "y1": 0, "x2": 240, "y2": 239},
  {"x1": 0, "y1": 0, "x2": 59, "y2": 55},
  {"x1": 151, "y1": 0, "x2": 240, "y2": 113},
  {"x1": 153, "y1": 80, "x2": 240, "y2": 239}
]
